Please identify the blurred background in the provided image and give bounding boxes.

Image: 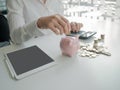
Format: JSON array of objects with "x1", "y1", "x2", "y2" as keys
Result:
[
  {"x1": 62, "y1": 0, "x2": 120, "y2": 21},
  {"x1": 0, "y1": 0, "x2": 120, "y2": 20}
]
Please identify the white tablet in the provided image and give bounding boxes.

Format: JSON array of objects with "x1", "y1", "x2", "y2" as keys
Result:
[{"x1": 5, "y1": 46, "x2": 55, "y2": 80}]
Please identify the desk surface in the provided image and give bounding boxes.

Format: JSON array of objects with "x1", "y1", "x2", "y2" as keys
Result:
[{"x1": 0, "y1": 18, "x2": 120, "y2": 90}]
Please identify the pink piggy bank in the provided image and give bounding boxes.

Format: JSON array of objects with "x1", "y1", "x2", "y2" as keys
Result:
[{"x1": 60, "y1": 36, "x2": 80, "y2": 57}]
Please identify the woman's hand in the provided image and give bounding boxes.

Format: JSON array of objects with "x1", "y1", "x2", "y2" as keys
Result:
[
  {"x1": 70, "y1": 22, "x2": 83, "y2": 32},
  {"x1": 37, "y1": 14, "x2": 71, "y2": 35},
  {"x1": 37, "y1": 14, "x2": 83, "y2": 35}
]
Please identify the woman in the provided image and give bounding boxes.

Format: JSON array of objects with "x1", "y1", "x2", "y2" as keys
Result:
[{"x1": 7, "y1": 0, "x2": 83, "y2": 44}]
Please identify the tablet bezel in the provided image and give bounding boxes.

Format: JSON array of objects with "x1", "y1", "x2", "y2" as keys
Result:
[{"x1": 5, "y1": 46, "x2": 55, "y2": 80}]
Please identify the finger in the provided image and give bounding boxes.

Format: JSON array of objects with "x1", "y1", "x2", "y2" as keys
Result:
[
  {"x1": 60, "y1": 15, "x2": 71, "y2": 33},
  {"x1": 54, "y1": 21, "x2": 64, "y2": 35},
  {"x1": 70, "y1": 22, "x2": 74, "y2": 32},
  {"x1": 49, "y1": 24, "x2": 60, "y2": 35},
  {"x1": 57, "y1": 14, "x2": 69, "y2": 23},
  {"x1": 71, "y1": 22, "x2": 76, "y2": 32},
  {"x1": 74, "y1": 22, "x2": 81, "y2": 32},
  {"x1": 56, "y1": 19, "x2": 67, "y2": 34},
  {"x1": 76, "y1": 23, "x2": 80, "y2": 32},
  {"x1": 67, "y1": 22, "x2": 71, "y2": 33},
  {"x1": 56, "y1": 17, "x2": 70, "y2": 34},
  {"x1": 57, "y1": 15, "x2": 71, "y2": 34}
]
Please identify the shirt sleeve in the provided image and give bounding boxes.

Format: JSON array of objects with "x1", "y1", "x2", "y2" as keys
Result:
[
  {"x1": 7, "y1": 0, "x2": 41, "y2": 44},
  {"x1": 56, "y1": 0, "x2": 64, "y2": 15}
]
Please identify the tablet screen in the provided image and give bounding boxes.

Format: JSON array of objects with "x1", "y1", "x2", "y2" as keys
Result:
[{"x1": 6, "y1": 46, "x2": 54, "y2": 75}]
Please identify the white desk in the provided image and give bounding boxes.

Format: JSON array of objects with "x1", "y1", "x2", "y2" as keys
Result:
[{"x1": 0, "y1": 18, "x2": 120, "y2": 90}]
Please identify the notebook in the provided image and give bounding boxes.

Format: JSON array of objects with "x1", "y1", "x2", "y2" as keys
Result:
[{"x1": 5, "y1": 46, "x2": 55, "y2": 80}]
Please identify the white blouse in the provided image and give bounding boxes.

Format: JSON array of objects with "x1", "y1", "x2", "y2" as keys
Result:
[{"x1": 7, "y1": 0, "x2": 64, "y2": 44}]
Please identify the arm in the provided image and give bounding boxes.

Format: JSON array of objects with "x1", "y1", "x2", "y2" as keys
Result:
[{"x1": 7, "y1": 0, "x2": 40, "y2": 44}]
